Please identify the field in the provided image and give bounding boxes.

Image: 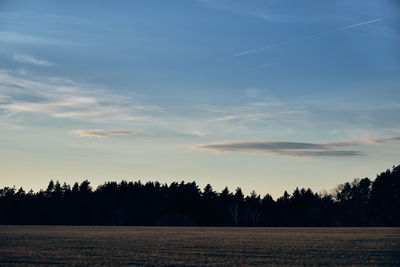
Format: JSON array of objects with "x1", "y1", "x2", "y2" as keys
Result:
[{"x1": 0, "y1": 226, "x2": 399, "y2": 266}]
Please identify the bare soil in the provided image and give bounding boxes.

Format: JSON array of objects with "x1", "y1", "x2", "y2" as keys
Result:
[{"x1": 0, "y1": 226, "x2": 399, "y2": 266}]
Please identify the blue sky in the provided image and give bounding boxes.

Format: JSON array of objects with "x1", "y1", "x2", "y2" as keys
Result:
[{"x1": 0, "y1": 0, "x2": 399, "y2": 197}]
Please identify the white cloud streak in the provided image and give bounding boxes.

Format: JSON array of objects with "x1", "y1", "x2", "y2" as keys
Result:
[
  {"x1": 70, "y1": 129, "x2": 147, "y2": 138},
  {"x1": 0, "y1": 31, "x2": 72, "y2": 45},
  {"x1": 234, "y1": 18, "x2": 384, "y2": 57},
  {"x1": 249, "y1": 62, "x2": 277, "y2": 71},
  {"x1": 192, "y1": 136, "x2": 400, "y2": 158},
  {"x1": 0, "y1": 70, "x2": 160, "y2": 123},
  {"x1": 363, "y1": 136, "x2": 400, "y2": 144},
  {"x1": 196, "y1": 0, "x2": 282, "y2": 22},
  {"x1": 13, "y1": 54, "x2": 53, "y2": 66},
  {"x1": 208, "y1": 113, "x2": 272, "y2": 122}
]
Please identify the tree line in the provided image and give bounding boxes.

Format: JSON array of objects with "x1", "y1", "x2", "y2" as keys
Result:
[{"x1": 0, "y1": 165, "x2": 399, "y2": 226}]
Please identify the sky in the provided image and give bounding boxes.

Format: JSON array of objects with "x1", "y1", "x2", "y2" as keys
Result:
[{"x1": 0, "y1": 0, "x2": 399, "y2": 198}]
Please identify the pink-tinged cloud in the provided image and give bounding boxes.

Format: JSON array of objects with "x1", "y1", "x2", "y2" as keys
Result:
[
  {"x1": 191, "y1": 137, "x2": 400, "y2": 157},
  {"x1": 70, "y1": 129, "x2": 147, "y2": 138}
]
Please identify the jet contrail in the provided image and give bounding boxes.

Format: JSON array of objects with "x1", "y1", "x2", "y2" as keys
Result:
[{"x1": 233, "y1": 18, "x2": 384, "y2": 57}]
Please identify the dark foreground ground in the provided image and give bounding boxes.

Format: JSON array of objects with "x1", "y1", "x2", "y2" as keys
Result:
[{"x1": 0, "y1": 226, "x2": 399, "y2": 266}]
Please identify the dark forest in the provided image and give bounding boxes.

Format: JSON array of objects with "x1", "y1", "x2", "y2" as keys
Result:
[{"x1": 1, "y1": 165, "x2": 399, "y2": 226}]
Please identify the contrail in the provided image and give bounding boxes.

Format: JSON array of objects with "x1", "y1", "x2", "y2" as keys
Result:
[{"x1": 234, "y1": 18, "x2": 384, "y2": 57}]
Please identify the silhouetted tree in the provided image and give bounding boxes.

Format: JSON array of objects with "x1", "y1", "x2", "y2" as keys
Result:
[
  {"x1": 0, "y1": 165, "x2": 398, "y2": 226},
  {"x1": 370, "y1": 166, "x2": 400, "y2": 226}
]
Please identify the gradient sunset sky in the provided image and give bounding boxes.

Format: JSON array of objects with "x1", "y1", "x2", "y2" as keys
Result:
[{"x1": 1, "y1": 0, "x2": 399, "y2": 198}]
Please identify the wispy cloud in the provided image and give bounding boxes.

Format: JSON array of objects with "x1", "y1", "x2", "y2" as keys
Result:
[
  {"x1": 191, "y1": 136, "x2": 400, "y2": 158},
  {"x1": 249, "y1": 102, "x2": 281, "y2": 107},
  {"x1": 196, "y1": 0, "x2": 283, "y2": 22},
  {"x1": 234, "y1": 18, "x2": 384, "y2": 57},
  {"x1": 208, "y1": 113, "x2": 271, "y2": 122},
  {"x1": 203, "y1": 101, "x2": 304, "y2": 125},
  {"x1": 0, "y1": 31, "x2": 72, "y2": 45},
  {"x1": 249, "y1": 62, "x2": 277, "y2": 71},
  {"x1": 0, "y1": 70, "x2": 160, "y2": 123},
  {"x1": 70, "y1": 129, "x2": 147, "y2": 138},
  {"x1": 13, "y1": 54, "x2": 53, "y2": 66},
  {"x1": 363, "y1": 136, "x2": 400, "y2": 144}
]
